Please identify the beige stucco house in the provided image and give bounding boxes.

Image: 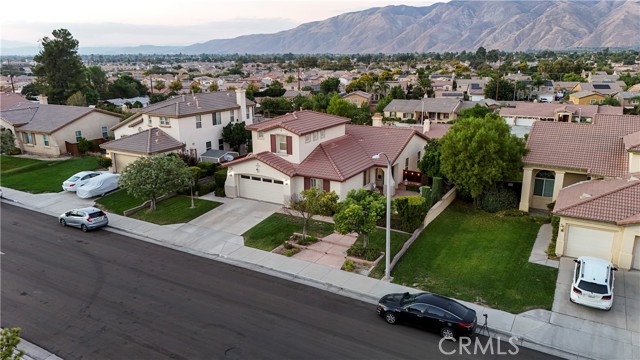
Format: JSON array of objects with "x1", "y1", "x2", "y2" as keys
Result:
[
  {"x1": 342, "y1": 91, "x2": 372, "y2": 108},
  {"x1": 223, "y1": 110, "x2": 428, "y2": 205},
  {"x1": 383, "y1": 98, "x2": 463, "y2": 123}
]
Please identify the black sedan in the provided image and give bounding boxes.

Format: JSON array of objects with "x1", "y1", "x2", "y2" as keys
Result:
[{"x1": 377, "y1": 292, "x2": 477, "y2": 338}]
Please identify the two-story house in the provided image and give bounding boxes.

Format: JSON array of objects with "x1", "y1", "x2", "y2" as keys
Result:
[
  {"x1": 384, "y1": 98, "x2": 464, "y2": 123},
  {"x1": 102, "y1": 90, "x2": 254, "y2": 172},
  {"x1": 342, "y1": 91, "x2": 372, "y2": 108},
  {"x1": 223, "y1": 110, "x2": 428, "y2": 205}
]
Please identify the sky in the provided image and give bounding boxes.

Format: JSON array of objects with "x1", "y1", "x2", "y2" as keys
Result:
[{"x1": 1, "y1": 0, "x2": 443, "y2": 48}]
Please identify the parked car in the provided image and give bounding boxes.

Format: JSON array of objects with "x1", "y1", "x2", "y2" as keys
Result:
[
  {"x1": 59, "y1": 207, "x2": 108, "y2": 232},
  {"x1": 570, "y1": 256, "x2": 617, "y2": 310},
  {"x1": 377, "y1": 292, "x2": 477, "y2": 338},
  {"x1": 62, "y1": 171, "x2": 102, "y2": 191},
  {"x1": 76, "y1": 173, "x2": 120, "y2": 198}
]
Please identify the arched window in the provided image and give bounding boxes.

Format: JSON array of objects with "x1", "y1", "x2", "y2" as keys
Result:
[{"x1": 534, "y1": 170, "x2": 555, "y2": 197}]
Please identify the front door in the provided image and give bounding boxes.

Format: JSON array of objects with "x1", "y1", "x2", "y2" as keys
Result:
[{"x1": 375, "y1": 168, "x2": 385, "y2": 188}]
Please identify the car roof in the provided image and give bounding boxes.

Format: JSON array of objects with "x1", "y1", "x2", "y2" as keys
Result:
[
  {"x1": 72, "y1": 171, "x2": 99, "y2": 176},
  {"x1": 577, "y1": 256, "x2": 612, "y2": 284},
  {"x1": 74, "y1": 207, "x2": 102, "y2": 213}
]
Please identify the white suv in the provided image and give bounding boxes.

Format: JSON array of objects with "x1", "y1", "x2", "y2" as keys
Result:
[{"x1": 570, "y1": 256, "x2": 617, "y2": 310}]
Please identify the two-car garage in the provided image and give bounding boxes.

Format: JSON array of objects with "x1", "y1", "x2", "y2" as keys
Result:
[
  {"x1": 238, "y1": 174, "x2": 284, "y2": 204},
  {"x1": 561, "y1": 223, "x2": 640, "y2": 270},
  {"x1": 564, "y1": 226, "x2": 615, "y2": 261}
]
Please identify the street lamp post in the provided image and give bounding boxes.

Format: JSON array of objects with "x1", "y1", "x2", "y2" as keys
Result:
[{"x1": 372, "y1": 152, "x2": 392, "y2": 281}]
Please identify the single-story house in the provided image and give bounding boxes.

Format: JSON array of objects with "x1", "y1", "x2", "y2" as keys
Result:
[
  {"x1": 499, "y1": 102, "x2": 623, "y2": 126},
  {"x1": 569, "y1": 91, "x2": 606, "y2": 105},
  {"x1": 613, "y1": 91, "x2": 640, "y2": 110},
  {"x1": 383, "y1": 98, "x2": 464, "y2": 123}
]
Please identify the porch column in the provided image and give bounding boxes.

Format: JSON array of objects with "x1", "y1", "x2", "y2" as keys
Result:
[
  {"x1": 519, "y1": 168, "x2": 534, "y2": 212},
  {"x1": 552, "y1": 171, "x2": 566, "y2": 203}
]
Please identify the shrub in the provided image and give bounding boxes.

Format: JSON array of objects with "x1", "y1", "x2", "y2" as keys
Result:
[
  {"x1": 480, "y1": 187, "x2": 518, "y2": 213},
  {"x1": 283, "y1": 241, "x2": 294, "y2": 250},
  {"x1": 343, "y1": 260, "x2": 356, "y2": 272},
  {"x1": 214, "y1": 187, "x2": 225, "y2": 197},
  {"x1": 405, "y1": 184, "x2": 421, "y2": 192},
  {"x1": 96, "y1": 156, "x2": 112, "y2": 169},
  {"x1": 197, "y1": 179, "x2": 216, "y2": 195},
  {"x1": 347, "y1": 244, "x2": 381, "y2": 261},
  {"x1": 547, "y1": 216, "x2": 560, "y2": 258},
  {"x1": 77, "y1": 138, "x2": 97, "y2": 154},
  {"x1": 9, "y1": 147, "x2": 21, "y2": 155},
  {"x1": 214, "y1": 168, "x2": 228, "y2": 188},
  {"x1": 546, "y1": 201, "x2": 556, "y2": 211},
  {"x1": 393, "y1": 196, "x2": 428, "y2": 232},
  {"x1": 497, "y1": 209, "x2": 528, "y2": 217},
  {"x1": 284, "y1": 248, "x2": 300, "y2": 257},
  {"x1": 297, "y1": 236, "x2": 318, "y2": 246},
  {"x1": 197, "y1": 162, "x2": 216, "y2": 176}
]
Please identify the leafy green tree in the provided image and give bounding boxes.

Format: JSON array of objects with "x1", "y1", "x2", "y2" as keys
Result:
[
  {"x1": 108, "y1": 75, "x2": 148, "y2": 98},
  {"x1": 66, "y1": 91, "x2": 87, "y2": 106},
  {"x1": 375, "y1": 94, "x2": 393, "y2": 113},
  {"x1": 388, "y1": 85, "x2": 406, "y2": 99},
  {"x1": 190, "y1": 82, "x2": 202, "y2": 94},
  {"x1": 326, "y1": 94, "x2": 356, "y2": 119},
  {"x1": 484, "y1": 77, "x2": 515, "y2": 101},
  {"x1": 208, "y1": 83, "x2": 219, "y2": 92},
  {"x1": 32, "y1": 29, "x2": 86, "y2": 104},
  {"x1": 85, "y1": 65, "x2": 109, "y2": 99},
  {"x1": 20, "y1": 82, "x2": 41, "y2": 100},
  {"x1": 154, "y1": 80, "x2": 166, "y2": 92},
  {"x1": 119, "y1": 155, "x2": 193, "y2": 211},
  {"x1": 562, "y1": 73, "x2": 585, "y2": 82},
  {"x1": 310, "y1": 93, "x2": 331, "y2": 112},
  {"x1": 440, "y1": 114, "x2": 526, "y2": 203},
  {"x1": 0, "y1": 327, "x2": 25, "y2": 360},
  {"x1": 286, "y1": 188, "x2": 339, "y2": 240},
  {"x1": 320, "y1": 77, "x2": 340, "y2": 94},
  {"x1": 222, "y1": 122, "x2": 249, "y2": 152},
  {"x1": 259, "y1": 97, "x2": 292, "y2": 117},
  {"x1": 168, "y1": 80, "x2": 183, "y2": 92},
  {"x1": 603, "y1": 96, "x2": 620, "y2": 106},
  {"x1": 0, "y1": 131, "x2": 17, "y2": 154},
  {"x1": 418, "y1": 138, "x2": 443, "y2": 180},
  {"x1": 333, "y1": 189, "x2": 385, "y2": 248},
  {"x1": 459, "y1": 104, "x2": 491, "y2": 119}
]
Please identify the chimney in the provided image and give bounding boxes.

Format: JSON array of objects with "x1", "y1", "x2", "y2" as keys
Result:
[
  {"x1": 423, "y1": 119, "x2": 431, "y2": 134},
  {"x1": 38, "y1": 94, "x2": 48, "y2": 105},
  {"x1": 121, "y1": 104, "x2": 128, "y2": 112},
  {"x1": 372, "y1": 113, "x2": 383, "y2": 127},
  {"x1": 235, "y1": 88, "x2": 248, "y2": 123}
]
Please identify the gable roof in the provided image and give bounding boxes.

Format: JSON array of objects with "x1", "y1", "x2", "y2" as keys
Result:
[
  {"x1": 574, "y1": 82, "x2": 624, "y2": 95},
  {"x1": 246, "y1": 110, "x2": 350, "y2": 135},
  {"x1": 342, "y1": 91, "x2": 372, "y2": 100},
  {"x1": 498, "y1": 102, "x2": 622, "y2": 118},
  {"x1": 0, "y1": 103, "x2": 119, "y2": 134},
  {"x1": 0, "y1": 92, "x2": 30, "y2": 110},
  {"x1": 137, "y1": 91, "x2": 253, "y2": 118},
  {"x1": 100, "y1": 128, "x2": 184, "y2": 155},
  {"x1": 554, "y1": 175, "x2": 640, "y2": 225},
  {"x1": 384, "y1": 98, "x2": 463, "y2": 114},
  {"x1": 570, "y1": 90, "x2": 600, "y2": 99},
  {"x1": 524, "y1": 114, "x2": 640, "y2": 177}
]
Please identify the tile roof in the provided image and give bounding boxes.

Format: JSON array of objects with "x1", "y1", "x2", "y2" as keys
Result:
[
  {"x1": 570, "y1": 90, "x2": 599, "y2": 99},
  {"x1": 0, "y1": 92, "x2": 30, "y2": 110},
  {"x1": 574, "y1": 82, "x2": 624, "y2": 95},
  {"x1": 524, "y1": 114, "x2": 640, "y2": 177},
  {"x1": 384, "y1": 98, "x2": 463, "y2": 113},
  {"x1": 138, "y1": 91, "x2": 255, "y2": 118},
  {"x1": 623, "y1": 131, "x2": 640, "y2": 151},
  {"x1": 100, "y1": 128, "x2": 184, "y2": 155},
  {"x1": 498, "y1": 102, "x2": 619, "y2": 118},
  {"x1": 246, "y1": 110, "x2": 350, "y2": 135},
  {"x1": 553, "y1": 174, "x2": 640, "y2": 225},
  {"x1": 0, "y1": 103, "x2": 118, "y2": 133}
]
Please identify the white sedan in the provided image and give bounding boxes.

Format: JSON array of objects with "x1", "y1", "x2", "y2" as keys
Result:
[{"x1": 62, "y1": 171, "x2": 102, "y2": 192}]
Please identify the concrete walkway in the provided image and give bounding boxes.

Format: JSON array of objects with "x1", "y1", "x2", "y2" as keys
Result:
[
  {"x1": 291, "y1": 233, "x2": 358, "y2": 269},
  {"x1": 529, "y1": 223, "x2": 560, "y2": 268},
  {"x1": 2, "y1": 188, "x2": 638, "y2": 360}
]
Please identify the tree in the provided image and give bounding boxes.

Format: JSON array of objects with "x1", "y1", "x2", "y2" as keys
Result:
[
  {"x1": 259, "y1": 97, "x2": 292, "y2": 117},
  {"x1": 418, "y1": 138, "x2": 443, "y2": 180},
  {"x1": 439, "y1": 114, "x2": 526, "y2": 202},
  {"x1": 603, "y1": 96, "x2": 621, "y2": 106},
  {"x1": 168, "y1": 80, "x2": 183, "y2": 92},
  {"x1": 85, "y1": 65, "x2": 109, "y2": 101},
  {"x1": 154, "y1": 80, "x2": 166, "y2": 92},
  {"x1": 208, "y1": 83, "x2": 219, "y2": 92},
  {"x1": 333, "y1": 189, "x2": 385, "y2": 248},
  {"x1": 222, "y1": 122, "x2": 249, "y2": 152},
  {"x1": 320, "y1": 77, "x2": 340, "y2": 94},
  {"x1": 0, "y1": 327, "x2": 25, "y2": 360},
  {"x1": 0, "y1": 131, "x2": 17, "y2": 154},
  {"x1": 484, "y1": 77, "x2": 515, "y2": 101},
  {"x1": 119, "y1": 155, "x2": 193, "y2": 211},
  {"x1": 458, "y1": 104, "x2": 491, "y2": 119},
  {"x1": 285, "y1": 188, "x2": 338, "y2": 240},
  {"x1": 32, "y1": 29, "x2": 86, "y2": 104},
  {"x1": 20, "y1": 82, "x2": 41, "y2": 100},
  {"x1": 66, "y1": 91, "x2": 87, "y2": 106},
  {"x1": 326, "y1": 94, "x2": 356, "y2": 119},
  {"x1": 388, "y1": 85, "x2": 406, "y2": 100},
  {"x1": 108, "y1": 75, "x2": 148, "y2": 98}
]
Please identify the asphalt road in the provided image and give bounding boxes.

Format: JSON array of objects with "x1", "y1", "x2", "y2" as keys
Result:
[{"x1": 1, "y1": 203, "x2": 559, "y2": 360}]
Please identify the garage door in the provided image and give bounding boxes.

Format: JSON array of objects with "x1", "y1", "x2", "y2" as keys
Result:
[
  {"x1": 565, "y1": 226, "x2": 615, "y2": 261},
  {"x1": 633, "y1": 236, "x2": 640, "y2": 270},
  {"x1": 113, "y1": 153, "x2": 140, "y2": 173},
  {"x1": 515, "y1": 117, "x2": 535, "y2": 126},
  {"x1": 238, "y1": 175, "x2": 284, "y2": 204}
]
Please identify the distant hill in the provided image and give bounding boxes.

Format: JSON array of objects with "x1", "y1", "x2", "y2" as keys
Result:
[{"x1": 2, "y1": 0, "x2": 639, "y2": 55}]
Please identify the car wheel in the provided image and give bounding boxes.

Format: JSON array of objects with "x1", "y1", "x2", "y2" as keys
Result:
[
  {"x1": 60, "y1": 219, "x2": 66, "y2": 227},
  {"x1": 440, "y1": 327, "x2": 455, "y2": 339},
  {"x1": 81, "y1": 224, "x2": 88, "y2": 232},
  {"x1": 384, "y1": 312, "x2": 397, "y2": 325}
]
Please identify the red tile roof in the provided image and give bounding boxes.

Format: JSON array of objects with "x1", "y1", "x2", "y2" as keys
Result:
[
  {"x1": 554, "y1": 174, "x2": 640, "y2": 225},
  {"x1": 100, "y1": 128, "x2": 184, "y2": 155},
  {"x1": 524, "y1": 114, "x2": 640, "y2": 177},
  {"x1": 498, "y1": 102, "x2": 622, "y2": 118},
  {"x1": 246, "y1": 110, "x2": 350, "y2": 135}
]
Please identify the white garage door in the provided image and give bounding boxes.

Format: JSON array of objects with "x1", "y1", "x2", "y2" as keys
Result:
[
  {"x1": 632, "y1": 236, "x2": 640, "y2": 270},
  {"x1": 515, "y1": 117, "x2": 535, "y2": 126},
  {"x1": 113, "y1": 153, "x2": 140, "y2": 173},
  {"x1": 238, "y1": 175, "x2": 284, "y2": 204},
  {"x1": 565, "y1": 226, "x2": 615, "y2": 261}
]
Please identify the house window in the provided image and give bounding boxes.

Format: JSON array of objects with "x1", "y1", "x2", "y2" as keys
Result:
[
  {"x1": 313, "y1": 132, "x2": 318, "y2": 141},
  {"x1": 160, "y1": 117, "x2": 170, "y2": 126},
  {"x1": 258, "y1": 131, "x2": 264, "y2": 140},
  {"x1": 22, "y1": 132, "x2": 35, "y2": 145},
  {"x1": 43, "y1": 134, "x2": 49, "y2": 146},
  {"x1": 417, "y1": 151, "x2": 421, "y2": 167},
  {"x1": 305, "y1": 134, "x2": 311, "y2": 143},
  {"x1": 75, "y1": 130, "x2": 82, "y2": 142},
  {"x1": 590, "y1": 99, "x2": 596, "y2": 105},
  {"x1": 246, "y1": 108, "x2": 250, "y2": 119},
  {"x1": 599, "y1": 99, "x2": 605, "y2": 104},
  {"x1": 147, "y1": 117, "x2": 152, "y2": 126},
  {"x1": 276, "y1": 134, "x2": 287, "y2": 153},
  {"x1": 213, "y1": 112, "x2": 221, "y2": 125},
  {"x1": 405, "y1": 158, "x2": 409, "y2": 170},
  {"x1": 533, "y1": 170, "x2": 555, "y2": 197},
  {"x1": 218, "y1": 139, "x2": 224, "y2": 150},
  {"x1": 101, "y1": 126, "x2": 108, "y2": 138},
  {"x1": 320, "y1": 130, "x2": 325, "y2": 139},
  {"x1": 205, "y1": 141, "x2": 212, "y2": 151},
  {"x1": 196, "y1": 115, "x2": 202, "y2": 129},
  {"x1": 230, "y1": 111, "x2": 235, "y2": 122},
  {"x1": 310, "y1": 178, "x2": 323, "y2": 189}
]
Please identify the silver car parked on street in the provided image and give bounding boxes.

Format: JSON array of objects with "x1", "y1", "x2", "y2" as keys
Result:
[{"x1": 59, "y1": 207, "x2": 109, "y2": 232}]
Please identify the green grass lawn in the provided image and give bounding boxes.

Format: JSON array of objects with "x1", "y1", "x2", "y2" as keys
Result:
[
  {"x1": 243, "y1": 213, "x2": 335, "y2": 251},
  {"x1": 94, "y1": 189, "x2": 146, "y2": 215},
  {"x1": 129, "y1": 195, "x2": 222, "y2": 225},
  {"x1": 366, "y1": 229, "x2": 412, "y2": 276},
  {"x1": 389, "y1": 201, "x2": 557, "y2": 314},
  {"x1": 0, "y1": 155, "x2": 101, "y2": 193}
]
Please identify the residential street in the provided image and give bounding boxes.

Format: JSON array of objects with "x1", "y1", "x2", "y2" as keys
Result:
[{"x1": 0, "y1": 204, "x2": 558, "y2": 359}]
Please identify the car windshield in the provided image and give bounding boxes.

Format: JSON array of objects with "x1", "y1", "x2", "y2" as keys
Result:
[
  {"x1": 447, "y1": 302, "x2": 469, "y2": 318},
  {"x1": 89, "y1": 211, "x2": 106, "y2": 217},
  {"x1": 577, "y1": 280, "x2": 608, "y2": 294},
  {"x1": 69, "y1": 176, "x2": 80, "y2": 181},
  {"x1": 400, "y1": 294, "x2": 419, "y2": 306}
]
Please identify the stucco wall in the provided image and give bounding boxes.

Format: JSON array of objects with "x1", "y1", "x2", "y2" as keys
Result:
[
  {"x1": 251, "y1": 124, "x2": 345, "y2": 164},
  {"x1": 395, "y1": 135, "x2": 427, "y2": 174}
]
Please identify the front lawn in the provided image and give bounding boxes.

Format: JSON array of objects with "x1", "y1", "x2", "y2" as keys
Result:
[
  {"x1": 130, "y1": 196, "x2": 222, "y2": 225},
  {"x1": 94, "y1": 189, "x2": 146, "y2": 215},
  {"x1": 0, "y1": 155, "x2": 101, "y2": 193},
  {"x1": 389, "y1": 201, "x2": 557, "y2": 314},
  {"x1": 243, "y1": 213, "x2": 335, "y2": 251}
]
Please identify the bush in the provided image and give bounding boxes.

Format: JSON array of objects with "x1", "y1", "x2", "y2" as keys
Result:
[
  {"x1": 197, "y1": 179, "x2": 216, "y2": 195},
  {"x1": 283, "y1": 241, "x2": 294, "y2": 250},
  {"x1": 77, "y1": 138, "x2": 98, "y2": 154},
  {"x1": 547, "y1": 216, "x2": 560, "y2": 258},
  {"x1": 343, "y1": 260, "x2": 356, "y2": 272},
  {"x1": 347, "y1": 244, "x2": 382, "y2": 261},
  {"x1": 284, "y1": 248, "x2": 300, "y2": 257},
  {"x1": 405, "y1": 184, "x2": 421, "y2": 192},
  {"x1": 297, "y1": 236, "x2": 318, "y2": 246},
  {"x1": 214, "y1": 168, "x2": 228, "y2": 188},
  {"x1": 497, "y1": 209, "x2": 528, "y2": 217},
  {"x1": 393, "y1": 196, "x2": 428, "y2": 232},
  {"x1": 96, "y1": 156, "x2": 112, "y2": 169},
  {"x1": 480, "y1": 187, "x2": 518, "y2": 213},
  {"x1": 197, "y1": 162, "x2": 216, "y2": 176},
  {"x1": 214, "y1": 187, "x2": 225, "y2": 197}
]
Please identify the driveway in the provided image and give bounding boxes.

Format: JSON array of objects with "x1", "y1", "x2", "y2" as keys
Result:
[
  {"x1": 188, "y1": 197, "x2": 281, "y2": 235},
  {"x1": 553, "y1": 257, "x2": 640, "y2": 333}
]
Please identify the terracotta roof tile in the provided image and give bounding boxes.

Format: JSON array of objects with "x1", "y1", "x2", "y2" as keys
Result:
[
  {"x1": 554, "y1": 174, "x2": 640, "y2": 225},
  {"x1": 246, "y1": 110, "x2": 350, "y2": 135},
  {"x1": 100, "y1": 128, "x2": 184, "y2": 155},
  {"x1": 524, "y1": 114, "x2": 640, "y2": 177},
  {"x1": 0, "y1": 103, "x2": 118, "y2": 133}
]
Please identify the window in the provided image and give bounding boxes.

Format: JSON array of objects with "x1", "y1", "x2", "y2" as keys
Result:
[
  {"x1": 405, "y1": 158, "x2": 409, "y2": 170},
  {"x1": 590, "y1": 99, "x2": 596, "y2": 105},
  {"x1": 205, "y1": 141, "x2": 212, "y2": 151},
  {"x1": 75, "y1": 130, "x2": 82, "y2": 142},
  {"x1": 22, "y1": 132, "x2": 35, "y2": 145},
  {"x1": 305, "y1": 134, "x2": 311, "y2": 143},
  {"x1": 533, "y1": 170, "x2": 555, "y2": 197},
  {"x1": 320, "y1": 130, "x2": 325, "y2": 139},
  {"x1": 313, "y1": 132, "x2": 318, "y2": 141},
  {"x1": 213, "y1": 112, "x2": 221, "y2": 125},
  {"x1": 276, "y1": 135, "x2": 287, "y2": 153},
  {"x1": 196, "y1": 115, "x2": 202, "y2": 129},
  {"x1": 273, "y1": 180, "x2": 284, "y2": 185},
  {"x1": 218, "y1": 138, "x2": 224, "y2": 150},
  {"x1": 258, "y1": 131, "x2": 264, "y2": 140},
  {"x1": 417, "y1": 151, "x2": 421, "y2": 167},
  {"x1": 43, "y1": 134, "x2": 49, "y2": 146},
  {"x1": 310, "y1": 178, "x2": 323, "y2": 189},
  {"x1": 101, "y1": 126, "x2": 109, "y2": 138},
  {"x1": 599, "y1": 99, "x2": 605, "y2": 104},
  {"x1": 148, "y1": 116, "x2": 152, "y2": 126},
  {"x1": 230, "y1": 111, "x2": 235, "y2": 122},
  {"x1": 246, "y1": 108, "x2": 250, "y2": 119},
  {"x1": 160, "y1": 117, "x2": 170, "y2": 126}
]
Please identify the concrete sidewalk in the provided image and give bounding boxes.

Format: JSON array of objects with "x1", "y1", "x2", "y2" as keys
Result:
[{"x1": 2, "y1": 188, "x2": 638, "y2": 360}]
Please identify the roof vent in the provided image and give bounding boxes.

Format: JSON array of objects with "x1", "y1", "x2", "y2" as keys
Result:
[{"x1": 579, "y1": 193, "x2": 592, "y2": 199}]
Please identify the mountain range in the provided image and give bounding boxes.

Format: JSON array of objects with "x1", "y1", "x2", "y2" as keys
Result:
[{"x1": 3, "y1": 0, "x2": 640, "y2": 55}]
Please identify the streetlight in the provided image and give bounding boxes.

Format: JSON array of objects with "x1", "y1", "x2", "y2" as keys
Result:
[{"x1": 372, "y1": 152, "x2": 392, "y2": 281}]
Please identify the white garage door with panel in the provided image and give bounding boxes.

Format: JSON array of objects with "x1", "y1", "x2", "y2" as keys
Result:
[
  {"x1": 114, "y1": 153, "x2": 140, "y2": 172},
  {"x1": 238, "y1": 175, "x2": 284, "y2": 204},
  {"x1": 633, "y1": 236, "x2": 640, "y2": 270},
  {"x1": 565, "y1": 225, "x2": 615, "y2": 260}
]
